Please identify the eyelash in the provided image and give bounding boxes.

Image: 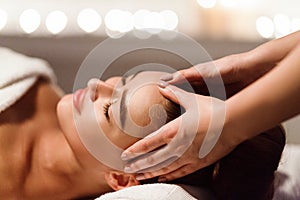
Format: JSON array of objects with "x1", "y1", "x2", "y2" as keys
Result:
[
  {"x1": 103, "y1": 101, "x2": 112, "y2": 120},
  {"x1": 103, "y1": 74, "x2": 131, "y2": 121}
]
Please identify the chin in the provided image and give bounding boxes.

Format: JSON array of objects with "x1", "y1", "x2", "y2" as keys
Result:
[
  {"x1": 56, "y1": 94, "x2": 75, "y2": 135},
  {"x1": 56, "y1": 93, "x2": 86, "y2": 153}
]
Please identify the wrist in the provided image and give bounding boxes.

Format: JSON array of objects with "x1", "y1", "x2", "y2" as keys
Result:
[{"x1": 221, "y1": 99, "x2": 252, "y2": 148}]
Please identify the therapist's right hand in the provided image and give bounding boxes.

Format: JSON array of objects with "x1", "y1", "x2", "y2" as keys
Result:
[
  {"x1": 161, "y1": 53, "x2": 274, "y2": 97},
  {"x1": 121, "y1": 83, "x2": 236, "y2": 181}
]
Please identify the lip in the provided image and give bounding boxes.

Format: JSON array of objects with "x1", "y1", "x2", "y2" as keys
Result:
[{"x1": 73, "y1": 89, "x2": 87, "y2": 113}]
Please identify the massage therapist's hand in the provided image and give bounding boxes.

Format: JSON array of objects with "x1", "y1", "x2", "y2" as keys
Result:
[
  {"x1": 121, "y1": 84, "x2": 237, "y2": 181},
  {"x1": 161, "y1": 53, "x2": 275, "y2": 97},
  {"x1": 164, "y1": 31, "x2": 300, "y2": 97}
]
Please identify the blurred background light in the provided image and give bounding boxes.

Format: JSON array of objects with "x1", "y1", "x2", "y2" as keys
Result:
[
  {"x1": 220, "y1": 0, "x2": 236, "y2": 8},
  {"x1": 273, "y1": 14, "x2": 290, "y2": 38},
  {"x1": 237, "y1": 0, "x2": 258, "y2": 8},
  {"x1": 46, "y1": 10, "x2": 68, "y2": 34},
  {"x1": 77, "y1": 8, "x2": 102, "y2": 33},
  {"x1": 256, "y1": 16, "x2": 274, "y2": 39},
  {"x1": 105, "y1": 9, "x2": 134, "y2": 33},
  {"x1": 19, "y1": 9, "x2": 40, "y2": 34},
  {"x1": 143, "y1": 11, "x2": 164, "y2": 31},
  {"x1": 133, "y1": 9, "x2": 150, "y2": 30},
  {"x1": 197, "y1": 0, "x2": 217, "y2": 8},
  {"x1": 0, "y1": 0, "x2": 299, "y2": 40},
  {"x1": 0, "y1": 9, "x2": 7, "y2": 31},
  {"x1": 105, "y1": 27, "x2": 125, "y2": 38},
  {"x1": 291, "y1": 18, "x2": 300, "y2": 32},
  {"x1": 160, "y1": 10, "x2": 178, "y2": 30}
]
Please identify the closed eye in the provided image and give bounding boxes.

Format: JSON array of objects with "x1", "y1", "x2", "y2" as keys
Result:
[{"x1": 103, "y1": 101, "x2": 112, "y2": 121}]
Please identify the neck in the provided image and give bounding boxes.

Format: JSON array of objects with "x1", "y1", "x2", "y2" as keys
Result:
[
  {"x1": 0, "y1": 80, "x2": 110, "y2": 199},
  {"x1": 27, "y1": 81, "x2": 110, "y2": 199}
]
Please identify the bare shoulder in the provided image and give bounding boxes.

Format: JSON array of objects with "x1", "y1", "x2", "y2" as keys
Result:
[
  {"x1": 0, "y1": 78, "x2": 63, "y2": 198},
  {"x1": 0, "y1": 78, "x2": 62, "y2": 125}
]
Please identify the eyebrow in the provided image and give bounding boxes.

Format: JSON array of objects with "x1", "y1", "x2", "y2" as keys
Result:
[
  {"x1": 118, "y1": 71, "x2": 143, "y2": 129},
  {"x1": 119, "y1": 89, "x2": 128, "y2": 129},
  {"x1": 121, "y1": 71, "x2": 144, "y2": 86}
]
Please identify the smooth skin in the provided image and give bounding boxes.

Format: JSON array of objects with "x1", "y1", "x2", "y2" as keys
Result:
[
  {"x1": 122, "y1": 30, "x2": 300, "y2": 181},
  {"x1": 0, "y1": 72, "x2": 171, "y2": 199}
]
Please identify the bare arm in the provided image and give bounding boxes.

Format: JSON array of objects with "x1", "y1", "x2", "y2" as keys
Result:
[
  {"x1": 225, "y1": 41, "x2": 300, "y2": 145},
  {"x1": 121, "y1": 31, "x2": 300, "y2": 181},
  {"x1": 247, "y1": 30, "x2": 300, "y2": 68},
  {"x1": 167, "y1": 31, "x2": 300, "y2": 97}
]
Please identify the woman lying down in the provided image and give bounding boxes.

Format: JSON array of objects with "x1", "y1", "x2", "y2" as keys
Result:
[{"x1": 0, "y1": 47, "x2": 285, "y2": 200}]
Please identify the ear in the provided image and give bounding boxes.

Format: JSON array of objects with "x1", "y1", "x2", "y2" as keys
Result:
[{"x1": 105, "y1": 171, "x2": 140, "y2": 191}]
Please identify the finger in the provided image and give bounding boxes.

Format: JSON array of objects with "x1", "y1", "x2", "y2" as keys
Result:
[
  {"x1": 135, "y1": 157, "x2": 187, "y2": 180},
  {"x1": 158, "y1": 84, "x2": 194, "y2": 108},
  {"x1": 124, "y1": 146, "x2": 179, "y2": 173},
  {"x1": 158, "y1": 164, "x2": 200, "y2": 182},
  {"x1": 121, "y1": 118, "x2": 180, "y2": 160},
  {"x1": 193, "y1": 62, "x2": 218, "y2": 80},
  {"x1": 124, "y1": 121, "x2": 186, "y2": 173},
  {"x1": 134, "y1": 155, "x2": 179, "y2": 175},
  {"x1": 166, "y1": 67, "x2": 204, "y2": 84}
]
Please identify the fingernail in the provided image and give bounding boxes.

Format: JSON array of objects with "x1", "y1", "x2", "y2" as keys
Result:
[
  {"x1": 124, "y1": 166, "x2": 133, "y2": 173},
  {"x1": 121, "y1": 152, "x2": 128, "y2": 160},
  {"x1": 158, "y1": 176, "x2": 167, "y2": 182},
  {"x1": 160, "y1": 74, "x2": 173, "y2": 81},
  {"x1": 157, "y1": 80, "x2": 169, "y2": 88},
  {"x1": 136, "y1": 174, "x2": 146, "y2": 181}
]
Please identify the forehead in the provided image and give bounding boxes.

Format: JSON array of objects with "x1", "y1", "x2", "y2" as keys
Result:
[
  {"x1": 121, "y1": 71, "x2": 169, "y2": 87},
  {"x1": 111, "y1": 71, "x2": 169, "y2": 137},
  {"x1": 112, "y1": 71, "x2": 169, "y2": 110},
  {"x1": 128, "y1": 84, "x2": 165, "y2": 126}
]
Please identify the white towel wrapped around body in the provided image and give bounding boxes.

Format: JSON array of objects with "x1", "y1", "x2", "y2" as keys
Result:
[
  {"x1": 0, "y1": 47, "x2": 56, "y2": 113},
  {"x1": 96, "y1": 183, "x2": 197, "y2": 200}
]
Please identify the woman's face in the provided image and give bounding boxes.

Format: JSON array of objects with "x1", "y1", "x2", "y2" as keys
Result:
[{"x1": 57, "y1": 71, "x2": 169, "y2": 160}]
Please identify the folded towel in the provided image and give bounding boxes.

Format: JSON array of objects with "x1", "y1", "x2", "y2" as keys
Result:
[
  {"x1": 0, "y1": 47, "x2": 56, "y2": 113},
  {"x1": 96, "y1": 183, "x2": 197, "y2": 200},
  {"x1": 273, "y1": 144, "x2": 300, "y2": 199}
]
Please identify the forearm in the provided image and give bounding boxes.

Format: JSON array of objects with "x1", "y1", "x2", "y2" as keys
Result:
[
  {"x1": 225, "y1": 42, "x2": 300, "y2": 144},
  {"x1": 245, "y1": 30, "x2": 300, "y2": 69}
]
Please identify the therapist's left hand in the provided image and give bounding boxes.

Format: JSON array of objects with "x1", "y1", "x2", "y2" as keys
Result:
[{"x1": 121, "y1": 84, "x2": 237, "y2": 181}]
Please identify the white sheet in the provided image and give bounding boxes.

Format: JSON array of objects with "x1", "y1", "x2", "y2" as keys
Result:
[
  {"x1": 96, "y1": 183, "x2": 197, "y2": 200},
  {"x1": 273, "y1": 144, "x2": 300, "y2": 200},
  {"x1": 96, "y1": 144, "x2": 300, "y2": 200}
]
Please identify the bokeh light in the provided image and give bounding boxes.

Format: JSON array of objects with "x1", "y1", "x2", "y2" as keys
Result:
[
  {"x1": 291, "y1": 18, "x2": 300, "y2": 32},
  {"x1": 105, "y1": 9, "x2": 134, "y2": 33},
  {"x1": 133, "y1": 9, "x2": 151, "y2": 30},
  {"x1": 46, "y1": 10, "x2": 68, "y2": 34},
  {"x1": 256, "y1": 16, "x2": 274, "y2": 39},
  {"x1": 77, "y1": 8, "x2": 102, "y2": 33},
  {"x1": 220, "y1": 0, "x2": 236, "y2": 8},
  {"x1": 160, "y1": 10, "x2": 178, "y2": 30},
  {"x1": 19, "y1": 9, "x2": 41, "y2": 34},
  {"x1": 197, "y1": 0, "x2": 217, "y2": 8},
  {"x1": 273, "y1": 14, "x2": 290, "y2": 38},
  {"x1": 0, "y1": 9, "x2": 8, "y2": 31}
]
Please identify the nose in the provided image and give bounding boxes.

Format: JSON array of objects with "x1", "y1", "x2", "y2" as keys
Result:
[{"x1": 87, "y1": 78, "x2": 114, "y2": 102}]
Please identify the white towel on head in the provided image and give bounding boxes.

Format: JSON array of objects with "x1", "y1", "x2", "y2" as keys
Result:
[
  {"x1": 0, "y1": 47, "x2": 56, "y2": 113},
  {"x1": 96, "y1": 183, "x2": 197, "y2": 200}
]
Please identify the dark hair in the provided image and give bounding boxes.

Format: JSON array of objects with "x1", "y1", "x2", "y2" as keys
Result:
[
  {"x1": 160, "y1": 99, "x2": 285, "y2": 199},
  {"x1": 212, "y1": 126, "x2": 285, "y2": 200},
  {"x1": 163, "y1": 98, "x2": 182, "y2": 123}
]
